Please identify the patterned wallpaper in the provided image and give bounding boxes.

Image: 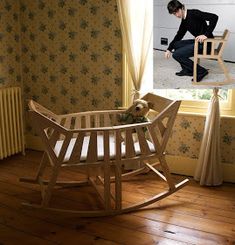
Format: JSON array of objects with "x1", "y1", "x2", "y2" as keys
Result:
[
  {"x1": 0, "y1": 0, "x2": 22, "y2": 88},
  {"x1": 167, "y1": 115, "x2": 235, "y2": 164},
  {"x1": 19, "y1": 0, "x2": 122, "y2": 115}
]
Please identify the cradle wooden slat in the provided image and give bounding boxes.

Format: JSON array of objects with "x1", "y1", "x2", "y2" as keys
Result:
[{"x1": 20, "y1": 93, "x2": 189, "y2": 216}]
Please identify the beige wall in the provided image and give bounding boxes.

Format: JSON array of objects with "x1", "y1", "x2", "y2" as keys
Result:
[{"x1": 0, "y1": 0, "x2": 22, "y2": 88}]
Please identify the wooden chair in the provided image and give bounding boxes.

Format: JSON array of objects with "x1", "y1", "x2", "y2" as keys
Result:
[
  {"x1": 192, "y1": 29, "x2": 234, "y2": 85},
  {"x1": 20, "y1": 93, "x2": 189, "y2": 216}
]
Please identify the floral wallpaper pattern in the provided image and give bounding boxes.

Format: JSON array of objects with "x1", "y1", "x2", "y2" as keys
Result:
[
  {"x1": 19, "y1": 0, "x2": 122, "y2": 115},
  {"x1": 0, "y1": 0, "x2": 235, "y2": 165},
  {"x1": 0, "y1": 0, "x2": 122, "y2": 135},
  {"x1": 0, "y1": 0, "x2": 21, "y2": 88},
  {"x1": 167, "y1": 115, "x2": 235, "y2": 164}
]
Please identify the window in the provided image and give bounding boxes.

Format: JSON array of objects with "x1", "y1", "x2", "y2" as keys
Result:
[
  {"x1": 154, "y1": 89, "x2": 235, "y2": 116},
  {"x1": 122, "y1": 1, "x2": 235, "y2": 117}
]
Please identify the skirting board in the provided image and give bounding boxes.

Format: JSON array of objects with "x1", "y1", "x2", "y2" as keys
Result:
[
  {"x1": 26, "y1": 134, "x2": 235, "y2": 183},
  {"x1": 166, "y1": 155, "x2": 235, "y2": 183}
]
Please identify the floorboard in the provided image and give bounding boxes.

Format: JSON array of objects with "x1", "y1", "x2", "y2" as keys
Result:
[{"x1": 0, "y1": 150, "x2": 235, "y2": 245}]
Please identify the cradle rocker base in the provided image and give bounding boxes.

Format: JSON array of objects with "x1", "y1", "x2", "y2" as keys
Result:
[{"x1": 21, "y1": 173, "x2": 189, "y2": 217}]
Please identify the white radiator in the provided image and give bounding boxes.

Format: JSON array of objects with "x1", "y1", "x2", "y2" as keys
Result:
[{"x1": 0, "y1": 87, "x2": 25, "y2": 159}]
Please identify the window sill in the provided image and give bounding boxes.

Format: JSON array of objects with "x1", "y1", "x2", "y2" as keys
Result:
[{"x1": 178, "y1": 110, "x2": 235, "y2": 119}]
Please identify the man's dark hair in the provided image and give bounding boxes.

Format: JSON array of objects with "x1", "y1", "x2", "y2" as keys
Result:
[{"x1": 167, "y1": 0, "x2": 184, "y2": 14}]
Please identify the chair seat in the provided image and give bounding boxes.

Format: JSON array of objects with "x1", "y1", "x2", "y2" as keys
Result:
[{"x1": 54, "y1": 135, "x2": 156, "y2": 162}]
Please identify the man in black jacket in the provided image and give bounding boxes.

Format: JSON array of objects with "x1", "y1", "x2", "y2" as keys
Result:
[{"x1": 165, "y1": 0, "x2": 218, "y2": 82}]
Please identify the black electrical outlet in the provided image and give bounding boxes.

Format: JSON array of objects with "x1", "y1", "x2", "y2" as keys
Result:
[{"x1": 161, "y1": 37, "x2": 168, "y2": 45}]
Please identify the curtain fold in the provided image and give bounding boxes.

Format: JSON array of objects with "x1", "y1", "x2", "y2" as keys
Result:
[
  {"x1": 117, "y1": 0, "x2": 153, "y2": 100},
  {"x1": 194, "y1": 88, "x2": 223, "y2": 186}
]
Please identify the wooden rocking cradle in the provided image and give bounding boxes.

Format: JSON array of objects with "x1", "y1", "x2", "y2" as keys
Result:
[{"x1": 20, "y1": 93, "x2": 189, "y2": 216}]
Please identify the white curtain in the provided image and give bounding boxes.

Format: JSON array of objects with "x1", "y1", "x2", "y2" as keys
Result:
[
  {"x1": 194, "y1": 88, "x2": 223, "y2": 186},
  {"x1": 117, "y1": 0, "x2": 153, "y2": 101}
]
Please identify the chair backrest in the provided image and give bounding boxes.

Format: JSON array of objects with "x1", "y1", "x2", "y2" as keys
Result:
[
  {"x1": 216, "y1": 29, "x2": 229, "y2": 56},
  {"x1": 222, "y1": 29, "x2": 229, "y2": 40}
]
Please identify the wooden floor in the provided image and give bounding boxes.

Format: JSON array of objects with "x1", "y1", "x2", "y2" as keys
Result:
[{"x1": 0, "y1": 150, "x2": 235, "y2": 245}]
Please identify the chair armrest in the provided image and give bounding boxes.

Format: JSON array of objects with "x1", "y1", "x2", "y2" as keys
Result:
[
  {"x1": 194, "y1": 38, "x2": 226, "y2": 44},
  {"x1": 214, "y1": 36, "x2": 223, "y2": 39},
  {"x1": 204, "y1": 38, "x2": 226, "y2": 43},
  {"x1": 194, "y1": 38, "x2": 226, "y2": 55}
]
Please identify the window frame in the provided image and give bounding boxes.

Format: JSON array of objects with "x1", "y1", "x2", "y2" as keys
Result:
[
  {"x1": 153, "y1": 89, "x2": 235, "y2": 117},
  {"x1": 179, "y1": 89, "x2": 235, "y2": 116}
]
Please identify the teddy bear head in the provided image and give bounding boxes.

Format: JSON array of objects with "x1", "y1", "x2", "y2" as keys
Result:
[{"x1": 126, "y1": 99, "x2": 154, "y2": 118}]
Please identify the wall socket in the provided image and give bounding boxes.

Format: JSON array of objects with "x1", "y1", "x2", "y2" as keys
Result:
[{"x1": 161, "y1": 37, "x2": 168, "y2": 45}]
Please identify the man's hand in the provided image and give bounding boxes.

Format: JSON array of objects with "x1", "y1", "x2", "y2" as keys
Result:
[
  {"x1": 195, "y1": 35, "x2": 207, "y2": 43},
  {"x1": 165, "y1": 50, "x2": 171, "y2": 59}
]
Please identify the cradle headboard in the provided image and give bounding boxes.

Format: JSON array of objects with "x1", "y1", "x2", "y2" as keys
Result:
[{"x1": 141, "y1": 93, "x2": 181, "y2": 114}]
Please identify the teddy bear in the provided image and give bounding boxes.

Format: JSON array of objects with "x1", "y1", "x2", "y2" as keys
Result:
[{"x1": 118, "y1": 99, "x2": 154, "y2": 142}]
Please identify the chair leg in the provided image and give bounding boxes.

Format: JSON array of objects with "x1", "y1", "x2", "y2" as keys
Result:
[
  {"x1": 41, "y1": 165, "x2": 61, "y2": 207},
  {"x1": 159, "y1": 156, "x2": 175, "y2": 191},
  {"x1": 193, "y1": 41, "x2": 199, "y2": 82},
  {"x1": 114, "y1": 163, "x2": 122, "y2": 210},
  {"x1": 218, "y1": 57, "x2": 231, "y2": 82},
  {"x1": 104, "y1": 163, "x2": 111, "y2": 210},
  {"x1": 19, "y1": 152, "x2": 48, "y2": 185},
  {"x1": 35, "y1": 152, "x2": 48, "y2": 181},
  {"x1": 193, "y1": 58, "x2": 198, "y2": 82}
]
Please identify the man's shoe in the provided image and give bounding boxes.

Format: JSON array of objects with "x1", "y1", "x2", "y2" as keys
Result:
[
  {"x1": 192, "y1": 70, "x2": 209, "y2": 82},
  {"x1": 175, "y1": 70, "x2": 193, "y2": 76}
]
